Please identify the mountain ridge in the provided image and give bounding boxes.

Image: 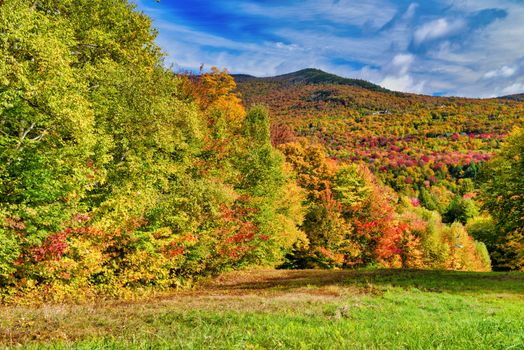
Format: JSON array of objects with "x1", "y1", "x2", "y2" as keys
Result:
[
  {"x1": 233, "y1": 65, "x2": 524, "y2": 199},
  {"x1": 233, "y1": 68, "x2": 523, "y2": 99},
  {"x1": 232, "y1": 68, "x2": 391, "y2": 93},
  {"x1": 500, "y1": 93, "x2": 524, "y2": 102}
]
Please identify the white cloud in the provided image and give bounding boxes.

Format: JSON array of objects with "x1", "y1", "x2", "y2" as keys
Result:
[
  {"x1": 483, "y1": 66, "x2": 516, "y2": 79},
  {"x1": 136, "y1": 0, "x2": 524, "y2": 97},
  {"x1": 381, "y1": 75, "x2": 425, "y2": 93},
  {"x1": 153, "y1": 21, "x2": 254, "y2": 52},
  {"x1": 236, "y1": 0, "x2": 397, "y2": 29},
  {"x1": 379, "y1": 53, "x2": 425, "y2": 93},
  {"x1": 273, "y1": 27, "x2": 391, "y2": 64},
  {"x1": 148, "y1": 20, "x2": 313, "y2": 76},
  {"x1": 403, "y1": 3, "x2": 418, "y2": 20},
  {"x1": 275, "y1": 42, "x2": 300, "y2": 51},
  {"x1": 501, "y1": 82, "x2": 524, "y2": 95},
  {"x1": 414, "y1": 18, "x2": 465, "y2": 44},
  {"x1": 392, "y1": 53, "x2": 415, "y2": 74}
]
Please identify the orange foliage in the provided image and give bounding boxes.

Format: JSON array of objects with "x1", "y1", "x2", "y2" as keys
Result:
[{"x1": 185, "y1": 66, "x2": 246, "y2": 128}]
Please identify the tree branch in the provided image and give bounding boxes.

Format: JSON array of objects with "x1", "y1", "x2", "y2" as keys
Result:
[{"x1": 16, "y1": 122, "x2": 35, "y2": 150}]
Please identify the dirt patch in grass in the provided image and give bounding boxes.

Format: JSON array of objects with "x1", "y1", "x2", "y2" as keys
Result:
[{"x1": 203, "y1": 269, "x2": 364, "y2": 291}]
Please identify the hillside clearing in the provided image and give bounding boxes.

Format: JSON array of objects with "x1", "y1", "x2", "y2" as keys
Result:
[{"x1": 1, "y1": 269, "x2": 523, "y2": 349}]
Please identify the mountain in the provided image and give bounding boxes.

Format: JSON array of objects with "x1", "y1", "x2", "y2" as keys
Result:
[
  {"x1": 231, "y1": 73, "x2": 257, "y2": 83},
  {"x1": 499, "y1": 93, "x2": 524, "y2": 102},
  {"x1": 234, "y1": 68, "x2": 524, "y2": 196},
  {"x1": 233, "y1": 68, "x2": 390, "y2": 92}
]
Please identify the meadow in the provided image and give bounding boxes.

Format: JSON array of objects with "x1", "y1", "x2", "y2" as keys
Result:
[{"x1": 1, "y1": 268, "x2": 523, "y2": 349}]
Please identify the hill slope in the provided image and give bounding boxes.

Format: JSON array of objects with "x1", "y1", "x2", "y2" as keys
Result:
[
  {"x1": 233, "y1": 68, "x2": 389, "y2": 92},
  {"x1": 234, "y1": 69, "x2": 524, "y2": 196},
  {"x1": 500, "y1": 93, "x2": 524, "y2": 102}
]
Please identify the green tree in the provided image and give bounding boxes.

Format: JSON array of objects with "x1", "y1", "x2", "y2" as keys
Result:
[
  {"x1": 466, "y1": 216, "x2": 498, "y2": 255},
  {"x1": 480, "y1": 127, "x2": 524, "y2": 270},
  {"x1": 443, "y1": 196, "x2": 479, "y2": 225},
  {"x1": 0, "y1": 0, "x2": 96, "y2": 283},
  {"x1": 0, "y1": 0, "x2": 309, "y2": 297},
  {"x1": 233, "y1": 106, "x2": 306, "y2": 266},
  {"x1": 419, "y1": 187, "x2": 439, "y2": 212}
]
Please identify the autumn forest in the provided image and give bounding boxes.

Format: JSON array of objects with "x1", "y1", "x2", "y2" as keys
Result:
[
  {"x1": 2, "y1": 1, "x2": 524, "y2": 348},
  {"x1": 1, "y1": 0, "x2": 523, "y2": 306}
]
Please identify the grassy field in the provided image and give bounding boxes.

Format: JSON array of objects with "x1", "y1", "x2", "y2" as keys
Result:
[{"x1": 1, "y1": 269, "x2": 523, "y2": 349}]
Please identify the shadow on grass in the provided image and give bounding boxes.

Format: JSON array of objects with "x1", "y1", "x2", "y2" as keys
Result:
[{"x1": 208, "y1": 269, "x2": 524, "y2": 296}]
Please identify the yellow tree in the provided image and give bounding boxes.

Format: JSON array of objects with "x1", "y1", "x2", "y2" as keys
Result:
[{"x1": 188, "y1": 67, "x2": 246, "y2": 129}]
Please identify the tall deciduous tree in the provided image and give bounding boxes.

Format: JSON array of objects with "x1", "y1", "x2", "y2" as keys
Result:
[
  {"x1": 480, "y1": 127, "x2": 524, "y2": 270},
  {"x1": 0, "y1": 0, "x2": 95, "y2": 282}
]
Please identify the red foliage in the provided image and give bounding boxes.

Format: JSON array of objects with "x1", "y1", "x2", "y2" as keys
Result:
[
  {"x1": 31, "y1": 232, "x2": 69, "y2": 262},
  {"x1": 164, "y1": 244, "x2": 185, "y2": 258},
  {"x1": 410, "y1": 197, "x2": 421, "y2": 207},
  {"x1": 270, "y1": 123, "x2": 296, "y2": 147},
  {"x1": 216, "y1": 197, "x2": 261, "y2": 261},
  {"x1": 235, "y1": 77, "x2": 522, "y2": 194},
  {"x1": 224, "y1": 231, "x2": 256, "y2": 244}
]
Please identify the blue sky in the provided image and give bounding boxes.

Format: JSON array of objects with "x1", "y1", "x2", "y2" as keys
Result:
[{"x1": 135, "y1": 0, "x2": 524, "y2": 97}]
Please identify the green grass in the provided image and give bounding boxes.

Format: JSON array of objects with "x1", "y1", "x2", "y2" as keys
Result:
[{"x1": 1, "y1": 269, "x2": 523, "y2": 349}]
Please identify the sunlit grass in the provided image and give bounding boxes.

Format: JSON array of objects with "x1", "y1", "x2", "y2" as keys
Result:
[{"x1": 2, "y1": 269, "x2": 523, "y2": 349}]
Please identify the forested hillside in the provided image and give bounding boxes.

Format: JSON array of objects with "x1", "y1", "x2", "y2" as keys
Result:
[
  {"x1": 501, "y1": 93, "x2": 524, "y2": 102},
  {"x1": 235, "y1": 70, "x2": 524, "y2": 270},
  {"x1": 0, "y1": 0, "x2": 522, "y2": 303},
  {"x1": 236, "y1": 70, "x2": 523, "y2": 195}
]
